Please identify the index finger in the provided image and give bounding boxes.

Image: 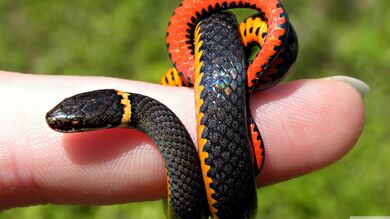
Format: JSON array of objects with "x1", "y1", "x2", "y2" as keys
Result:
[{"x1": 0, "y1": 71, "x2": 365, "y2": 209}]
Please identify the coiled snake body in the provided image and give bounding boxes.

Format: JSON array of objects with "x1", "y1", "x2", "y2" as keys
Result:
[{"x1": 46, "y1": 0, "x2": 298, "y2": 218}]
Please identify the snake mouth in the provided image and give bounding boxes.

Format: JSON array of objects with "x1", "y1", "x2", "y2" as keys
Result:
[
  {"x1": 46, "y1": 106, "x2": 116, "y2": 133},
  {"x1": 46, "y1": 108, "x2": 80, "y2": 133}
]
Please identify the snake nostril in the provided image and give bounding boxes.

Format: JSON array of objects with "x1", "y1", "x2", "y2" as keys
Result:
[{"x1": 46, "y1": 115, "x2": 56, "y2": 125}]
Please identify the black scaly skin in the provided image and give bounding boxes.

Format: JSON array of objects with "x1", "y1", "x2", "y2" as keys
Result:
[
  {"x1": 127, "y1": 93, "x2": 208, "y2": 219},
  {"x1": 196, "y1": 13, "x2": 257, "y2": 218},
  {"x1": 46, "y1": 89, "x2": 208, "y2": 219}
]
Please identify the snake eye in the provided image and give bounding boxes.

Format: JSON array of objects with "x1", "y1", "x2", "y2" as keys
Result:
[{"x1": 71, "y1": 118, "x2": 81, "y2": 126}]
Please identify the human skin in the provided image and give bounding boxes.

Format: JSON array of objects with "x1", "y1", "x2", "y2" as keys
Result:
[{"x1": 0, "y1": 71, "x2": 365, "y2": 210}]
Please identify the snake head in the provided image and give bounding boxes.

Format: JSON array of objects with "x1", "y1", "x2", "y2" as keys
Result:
[{"x1": 46, "y1": 89, "x2": 125, "y2": 132}]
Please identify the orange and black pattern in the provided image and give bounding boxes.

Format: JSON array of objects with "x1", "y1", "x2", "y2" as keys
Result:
[
  {"x1": 164, "y1": 1, "x2": 297, "y2": 217},
  {"x1": 48, "y1": 0, "x2": 298, "y2": 218},
  {"x1": 194, "y1": 13, "x2": 257, "y2": 218},
  {"x1": 160, "y1": 67, "x2": 192, "y2": 87},
  {"x1": 166, "y1": 0, "x2": 297, "y2": 90}
]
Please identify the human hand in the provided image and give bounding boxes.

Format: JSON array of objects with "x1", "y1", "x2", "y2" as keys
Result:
[{"x1": 0, "y1": 70, "x2": 367, "y2": 210}]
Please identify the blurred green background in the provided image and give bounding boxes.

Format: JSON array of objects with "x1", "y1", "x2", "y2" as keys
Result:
[{"x1": 1, "y1": 0, "x2": 389, "y2": 218}]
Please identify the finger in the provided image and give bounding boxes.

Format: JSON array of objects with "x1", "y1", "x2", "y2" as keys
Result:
[
  {"x1": 251, "y1": 78, "x2": 365, "y2": 186},
  {"x1": 0, "y1": 71, "x2": 365, "y2": 209}
]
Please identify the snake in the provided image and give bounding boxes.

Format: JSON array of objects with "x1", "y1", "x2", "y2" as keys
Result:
[{"x1": 46, "y1": 0, "x2": 298, "y2": 218}]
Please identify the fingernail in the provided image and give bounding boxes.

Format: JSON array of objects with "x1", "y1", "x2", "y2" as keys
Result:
[{"x1": 322, "y1": 75, "x2": 369, "y2": 97}]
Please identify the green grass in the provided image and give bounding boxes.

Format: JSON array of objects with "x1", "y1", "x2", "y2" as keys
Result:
[{"x1": 1, "y1": 0, "x2": 389, "y2": 218}]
